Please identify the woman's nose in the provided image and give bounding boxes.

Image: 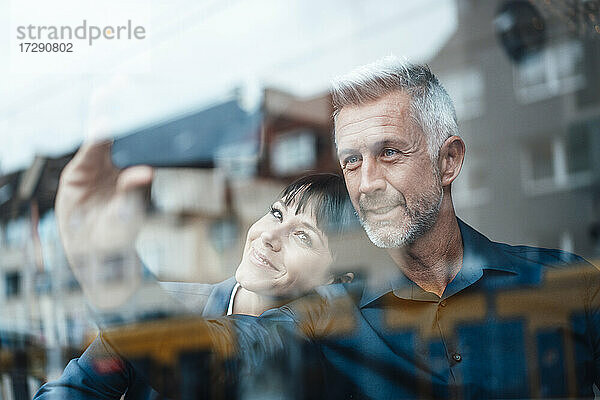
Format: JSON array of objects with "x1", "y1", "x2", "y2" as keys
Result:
[{"x1": 260, "y1": 227, "x2": 282, "y2": 251}]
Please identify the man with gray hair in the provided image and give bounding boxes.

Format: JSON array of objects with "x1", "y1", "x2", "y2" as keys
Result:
[
  {"x1": 324, "y1": 56, "x2": 600, "y2": 398},
  {"x1": 333, "y1": 57, "x2": 465, "y2": 295}
]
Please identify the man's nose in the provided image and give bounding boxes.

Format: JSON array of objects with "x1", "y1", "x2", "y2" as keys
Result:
[
  {"x1": 260, "y1": 227, "x2": 282, "y2": 252},
  {"x1": 359, "y1": 158, "x2": 386, "y2": 195}
]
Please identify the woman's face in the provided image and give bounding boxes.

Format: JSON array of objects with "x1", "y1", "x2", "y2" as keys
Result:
[{"x1": 235, "y1": 199, "x2": 334, "y2": 298}]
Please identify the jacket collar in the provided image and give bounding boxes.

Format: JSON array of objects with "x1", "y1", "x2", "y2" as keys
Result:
[{"x1": 202, "y1": 276, "x2": 238, "y2": 317}]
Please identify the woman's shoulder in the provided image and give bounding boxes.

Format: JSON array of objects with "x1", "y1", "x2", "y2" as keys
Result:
[{"x1": 159, "y1": 277, "x2": 238, "y2": 315}]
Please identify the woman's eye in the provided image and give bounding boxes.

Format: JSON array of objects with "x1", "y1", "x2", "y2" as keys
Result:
[
  {"x1": 295, "y1": 231, "x2": 312, "y2": 246},
  {"x1": 270, "y1": 206, "x2": 283, "y2": 221}
]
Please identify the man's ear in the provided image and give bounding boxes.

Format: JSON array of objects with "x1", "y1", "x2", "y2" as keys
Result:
[{"x1": 437, "y1": 136, "x2": 465, "y2": 187}]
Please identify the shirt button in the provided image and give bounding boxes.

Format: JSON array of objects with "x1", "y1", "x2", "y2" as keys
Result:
[
  {"x1": 452, "y1": 353, "x2": 462, "y2": 362},
  {"x1": 439, "y1": 300, "x2": 447, "y2": 307}
]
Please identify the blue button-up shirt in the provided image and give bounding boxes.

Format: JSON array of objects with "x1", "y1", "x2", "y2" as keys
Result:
[{"x1": 303, "y1": 219, "x2": 598, "y2": 399}]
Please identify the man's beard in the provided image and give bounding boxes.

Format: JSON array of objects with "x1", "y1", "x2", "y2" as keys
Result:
[{"x1": 357, "y1": 176, "x2": 443, "y2": 248}]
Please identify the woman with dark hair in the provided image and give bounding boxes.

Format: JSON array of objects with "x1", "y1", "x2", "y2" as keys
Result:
[
  {"x1": 35, "y1": 172, "x2": 357, "y2": 399},
  {"x1": 157, "y1": 173, "x2": 356, "y2": 318},
  {"x1": 229, "y1": 173, "x2": 355, "y2": 315}
]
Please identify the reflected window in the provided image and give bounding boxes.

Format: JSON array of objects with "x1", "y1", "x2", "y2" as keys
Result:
[
  {"x1": 566, "y1": 123, "x2": 592, "y2": 175},
  {"x1": 522, "y1": 127, "x2": 594, "y2": 195},
  {"x1": 521, "y1": 135, "x2": 556, "y2": 194},
  {"x1": 529, "y1": 139, "x2": 554, "y2": 181},
  {"x1": 5, "y1": 218, "x2": 28, "y2": 248},
  {"x1": 34, "y1": 271, "x2": 52, "y2": 295},
  {"x1": 5, "y1": 271, "x2": 21, "y2": 299},
  {"x1": 514, "y1": 40, "x2": 585, "y2": 103},
  {"x1": 440, "y1": 68, "x2": 485, "y2": 120},
  {"x1": 214, "y1": 142, "x2": 259, "y2": 179},
  {"x1": 270, "y1": 129, "x2": 317, "y2": 176}
]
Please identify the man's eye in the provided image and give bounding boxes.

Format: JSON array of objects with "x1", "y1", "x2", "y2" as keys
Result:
[
  {"x1": 295, "y1": 231, "x2": 312, "y2": 246},
  {"x1": 270, "y1": 206, "x2": 283, "y2": 221},
  {"x1": 382, "y1": 148, "x2": 399, "y2": 157},
  {"x1": 343, "y1": 155, "x2": 361, "y2": 170}
]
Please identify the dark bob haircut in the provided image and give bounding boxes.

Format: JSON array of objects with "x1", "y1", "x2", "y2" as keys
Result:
[{"x1": 279, "y1": 173, "x2": 357, "y2": 235}]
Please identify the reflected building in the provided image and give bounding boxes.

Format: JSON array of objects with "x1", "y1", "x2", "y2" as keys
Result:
[
  {"x1": 0, "y1": 155, "x2": 82, "y2": 397},
  {"x1": 427, "y1": 0, "x2": 600, "y2": 258},
  {"x1": 0, "y1": 90, "x2": 384, "y2": 397},
  {"x1": 2, "y1": 1, "x2": 600, "y2": 395}
]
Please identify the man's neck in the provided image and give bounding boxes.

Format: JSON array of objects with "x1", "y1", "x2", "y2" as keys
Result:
[{"x1": 386, "y1": 198, "x2": 463, "y2": 297}]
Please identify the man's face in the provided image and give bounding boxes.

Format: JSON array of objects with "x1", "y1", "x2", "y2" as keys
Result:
[{"x1": 335, "y1": 91, "x2": 443, "y2": 247}]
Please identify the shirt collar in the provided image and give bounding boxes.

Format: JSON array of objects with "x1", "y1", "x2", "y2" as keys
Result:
[
  {"x1": 359, "y1": 218, "x2": 519, "y2": 307},
  {"x1": 227, "y1": 282, "x2": 241, "y2": 316}
]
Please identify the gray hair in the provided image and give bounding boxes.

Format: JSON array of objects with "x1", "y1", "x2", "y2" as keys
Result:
[{"x1": 331, "y1": 56, "x2": 459, "y2": 159}]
